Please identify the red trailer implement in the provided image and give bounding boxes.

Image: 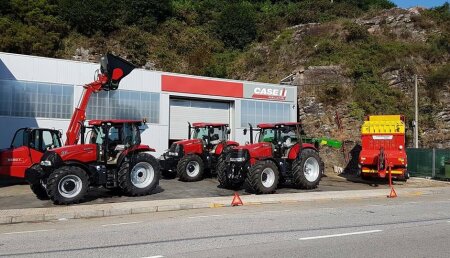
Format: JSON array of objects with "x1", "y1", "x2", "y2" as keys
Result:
[{"x1": 359, "y1": 115, "x2": 408, "y2": 181}]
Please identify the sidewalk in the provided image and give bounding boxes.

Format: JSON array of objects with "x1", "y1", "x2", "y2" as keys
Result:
[{"x1": 0, "y1": 186, "x2": 447, "y2": 225}]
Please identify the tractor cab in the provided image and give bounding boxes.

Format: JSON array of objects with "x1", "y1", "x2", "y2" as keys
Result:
[
  {"x1": 189, "y1": 122, "x2": 230, "y2": 151},
  {"x1": 11, "y1": 128, "x2": 62, "y2": 152},
  {"x1": 0, "y1": 128, "x2": 62, "y2": 178},
  {"x1": 245, "y1": 122, "x2": 305, "y2": 159},
  {"x1": 160, "y1": 122, "x2": 238, "y2": 182},
  {"x1": 84, "y1": 120, "x2": 143, "y2": 164}
]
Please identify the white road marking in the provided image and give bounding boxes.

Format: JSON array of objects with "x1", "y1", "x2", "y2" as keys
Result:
[
  {"x1": 141, "y1": 256, "x2": 164, "y2": 258},
  {"x1": 188, "y1": 215, "x2": 225, "y2": 219},
  {"x1": 299, "y1": 229, "x2": 383, "y2": 241},
  {"x1": 2, "y1": 229, "x2": 56, "y2": 235},
  {"x1": 101, "y1": 221, "x2": 142, "y2": 227}
]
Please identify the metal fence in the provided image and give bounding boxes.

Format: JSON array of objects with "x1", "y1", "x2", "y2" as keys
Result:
[{"x1": 407, "y1": 148, "x2": 450, "y2": 179}]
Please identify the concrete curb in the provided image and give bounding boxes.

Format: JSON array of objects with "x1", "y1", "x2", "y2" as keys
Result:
[{"x1": 0, "y1": 187, "x2": 447, "y2": 225}]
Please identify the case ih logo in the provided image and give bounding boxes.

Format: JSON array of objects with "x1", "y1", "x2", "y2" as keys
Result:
[{"x1": 252, "y1": 87, "x2": 287, "y2": 100}]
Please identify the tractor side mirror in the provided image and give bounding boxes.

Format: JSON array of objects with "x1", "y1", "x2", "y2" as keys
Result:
[
  {"x1": 226, "y1": 129, "x2": 231, "y2": 134},
  {"x1": 243, "y1": 128, "x2": 247, "y2": 135},
  {"x1": 100, "y1": 54, "x2": 136, "y2": 90}
]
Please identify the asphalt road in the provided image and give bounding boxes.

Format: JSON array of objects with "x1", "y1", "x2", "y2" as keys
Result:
[
  {"x1": 1, "y1": 188, "x2": 450, "y2": 257},
  {"x1": 1, "y1": 173, "x2": 447, "y2": 209}
]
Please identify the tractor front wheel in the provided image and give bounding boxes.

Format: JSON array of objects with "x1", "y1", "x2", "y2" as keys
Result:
[
  {"x1": 292, "y1": 149, "x2": 323, "y2": 189},
  {"x1": 177, "y1": 154, "x2": 204, "y2": 182},
  {"x1": 46, "y1": 166, "x2": 89, "y2": 205},
  {"x1": 118, "y1": 153, "x2": 160, "y2": 196},
  {"x1": 217, "y1": 153, "x2": 240, "y2": 189},
  {"x1": 245, "y1": 160, "x2": 279, "y2": 194},
  {"x1": 30, "y1": 181, "x2": 49, "y2": 200}
]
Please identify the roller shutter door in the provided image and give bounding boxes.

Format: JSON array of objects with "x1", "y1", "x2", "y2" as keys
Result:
[{"x1": 169, "y1": 99, "x2": 230, "y2": 140}]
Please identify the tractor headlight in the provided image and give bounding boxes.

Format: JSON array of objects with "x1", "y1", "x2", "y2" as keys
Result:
[
  {"x1": 40, "y1": 160, "x2": 52, "y2": 166},
  {"x1": 229, "y1": 157, "x2": 246, "y2": 162},
  {"x1": 168, "y1": 152, "x2": 179, "y2": 156}
]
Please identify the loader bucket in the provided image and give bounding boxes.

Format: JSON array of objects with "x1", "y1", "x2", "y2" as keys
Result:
[{"x1": 100, "y1": 53, "x2": 136, "y2": 90}]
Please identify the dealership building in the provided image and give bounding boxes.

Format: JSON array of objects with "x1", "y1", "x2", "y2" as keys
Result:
[{"x1": 0, "y1": 52, "x2": 297, "y2": 156}]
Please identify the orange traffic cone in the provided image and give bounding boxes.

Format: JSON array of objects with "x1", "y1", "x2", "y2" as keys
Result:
[
  {"x1": 231, "y1": 192, "x2": 243, "y2": 206},
  {"x1": 388, "y1": 187, "x2": 397, "y2": 198}
]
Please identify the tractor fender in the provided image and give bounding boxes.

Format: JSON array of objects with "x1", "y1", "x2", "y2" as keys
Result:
[
  {"x1": 288, "y1": 143, "x2": 318, "y2": 160},
  {"x1": 117, "y1": 146, "x2": 154, "y2": 167},
  {"x1": 62, "y1": 160, "x2": 92, "y2": 175}
]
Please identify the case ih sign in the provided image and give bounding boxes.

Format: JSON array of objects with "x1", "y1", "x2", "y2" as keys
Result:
[
  {"x1": 244, "y1": 84, "x2": 294, "y2": 102},
  {"x1": 161, "y1": 75, "x2": 295, "y2": 102}
]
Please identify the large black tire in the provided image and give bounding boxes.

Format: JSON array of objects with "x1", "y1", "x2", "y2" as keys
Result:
[
  {"x1": 245, "y1": 160, "x2": 279, "y2": 194},
  {"x1": 177, "y1": 154, "x2": 204, "y2": 182},
  {"x1": 216, "y1": 152, "x2": 240, "y2": 189},
  {"x1": 118, "y1": 152, "x2": 160, "y2": 196},
  {"x1": 30, "y1": 182, "x2": 49, "y2": 200},
  {"x1": 292, "y1": 149, "x2": 323, "y2": 189},
  {"x1": 46, "y1": 166, "x2": 89, "y2": 205}
]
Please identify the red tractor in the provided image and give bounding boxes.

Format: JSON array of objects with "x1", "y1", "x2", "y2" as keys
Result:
[
  {"x1": 22, "y1": 54, "x2": 160, "y2": 204},
  {"x1": 216, "y1": 122, "x2": 324, "y2": 194},
  {"x1": 159, "y1": 122, "x2": 238, "y2": 182},
  {"x1": 0, "y1": 54, "x2": 134, "y2": 194},
  {"x1": 28, "y1": 119, "x2": 160, "y2": 204}
]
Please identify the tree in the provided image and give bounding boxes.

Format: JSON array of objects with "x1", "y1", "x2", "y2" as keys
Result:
[
  {"x1": 124, "y1": 0, "x2": 172, "y2": 31},
  {"x1": 57, "y1": 0, "x2": 122, "y2": 35},
  {"x1": 216, "y1": 1, "x2": 257, "y2": 49}
]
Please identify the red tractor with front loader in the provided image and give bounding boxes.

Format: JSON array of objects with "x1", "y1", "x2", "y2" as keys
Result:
[
  {"x1": 23, "y1": 54, "x2": 161, "y2": 204},
  {"x1": 216, "y1": 122, "x2": 324, "y2": 194},
  {"x1": 0, "y1": 54, "x2": 135, "y2": 197},
  {"x1": 159, "y1": 122, "x2": 238, "y2": 182}
]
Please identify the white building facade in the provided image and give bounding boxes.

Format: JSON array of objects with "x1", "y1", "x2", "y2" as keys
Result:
[{"x1": 0, "y1": 52, "x2": 297, "y2": 156}]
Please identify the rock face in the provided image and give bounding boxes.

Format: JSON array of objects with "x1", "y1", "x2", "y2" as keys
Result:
[{"x1": 355, "y1": 7, "x2": 430, "y2": 42}]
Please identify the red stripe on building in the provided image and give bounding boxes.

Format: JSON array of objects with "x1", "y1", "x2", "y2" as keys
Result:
[{"x1": 162, "y1": 75, "x2": 243, "y2": 98}]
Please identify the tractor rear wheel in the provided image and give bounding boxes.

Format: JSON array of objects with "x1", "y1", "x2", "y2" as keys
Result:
[
  {"x1": 30, "y1": 181, "x2": 49, "y2": 200},
  {"x1": 118, "y1": 153, "x2": 160, "y2": 196},
  {"x1": 177, "y1": 154, "x2": 204, "y2": 182},
  {"x1": 245, "y1": 160, "x2": 279, "y2": 194},
  {"x1": 46, "y1": 166, "x2": 89, "y2": 205},
  {"x1": 292, "y1": 149, "x2": 323, "y2": 189}
]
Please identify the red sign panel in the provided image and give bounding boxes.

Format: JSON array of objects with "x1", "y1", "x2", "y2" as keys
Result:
[{"x1": 162, "y1": 75, "x2": 243, "y2": 98}]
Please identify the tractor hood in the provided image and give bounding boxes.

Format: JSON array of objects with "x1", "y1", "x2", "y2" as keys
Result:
[
  {"x1": 172, "y1": 139, "x2": 203, "y2": 155},
  {"x1": 234, "y1": 142, "x2": 273, "y2": 159},
  {"x1": 41, "y1": 144, "x2": 97, "y2": 165}
]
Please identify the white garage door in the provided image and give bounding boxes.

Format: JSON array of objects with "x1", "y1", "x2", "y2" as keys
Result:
[{"x1": 170, "y1": 99, "x2": 230, "y2": 140}]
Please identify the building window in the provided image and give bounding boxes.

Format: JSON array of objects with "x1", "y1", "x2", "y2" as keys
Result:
[
  {"x1": 0, "y1": 80, "x2": 74, "y2": 119},
  {"x1": 87, "y1": 90, "x2": 160, "y2": 123},
  {"x1": 241, "y1": 100, "x2": 291, "y2": 127}
]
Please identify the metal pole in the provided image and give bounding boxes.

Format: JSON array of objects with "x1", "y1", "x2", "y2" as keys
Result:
[{"x1": 414, "y1": 74, "x2": 419, "y2": 148}]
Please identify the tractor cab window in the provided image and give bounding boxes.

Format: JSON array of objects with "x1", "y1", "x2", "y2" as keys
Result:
[
  {"x1": 41, "y1": 130, "x2": 62, "y2": 151},
  {"x1": 90, "y1": 126, "x2": 105, "y2": 145},
  {"x1": 122, "y1": 123, "x2": 141, "y2": 147},
  {"x1": 210, "y1": 127, "x2": 225, "y2": 143},
  {"x1": 278, "y1": 126, "x2": 298, "y2": 148},
  {"x1": 193, "y1": 127, "x2": 208, "y2": 140},
  {"x1": 259, "y1": 129, "x2": 275, "y2": 143},
  {"x1": 11, "y1": 129, "x2": 28, "y2": 148}
]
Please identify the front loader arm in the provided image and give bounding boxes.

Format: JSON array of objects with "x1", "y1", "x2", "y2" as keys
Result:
[{"x1": 64, "y1": 54, "x2": 136, "y2": 146}]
